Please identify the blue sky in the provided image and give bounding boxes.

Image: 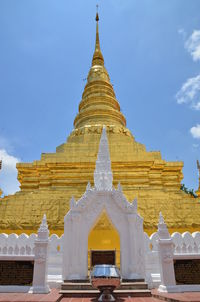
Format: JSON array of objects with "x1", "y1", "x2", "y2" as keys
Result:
[{"x1": 0, "y1": 0, "x2": 200, "y2": 195}]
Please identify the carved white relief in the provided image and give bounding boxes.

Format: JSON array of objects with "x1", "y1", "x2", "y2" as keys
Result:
[
  {"x1": 35, "y1": 247, "x2": 46, "y2": 263},
  {"x1": 183, "y1": 231, "x2": 194, "y2": 253},
  {"x1": 163, "y1": 252, "x2": 173, "y2": 263},
  {"x1": 172, "y1": 232, "x2": 182, "y2": 254},
  {"x1": 94, "y1": 126, "x2": 113, "y2": 191}
]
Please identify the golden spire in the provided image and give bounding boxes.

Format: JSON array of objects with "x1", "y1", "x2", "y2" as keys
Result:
[
  {"x1": 73, "y1": 9, "x2": 126, "y2": 129},
  {"x1": 92, "y1": 6, "x2": 104, "y2": 66}
]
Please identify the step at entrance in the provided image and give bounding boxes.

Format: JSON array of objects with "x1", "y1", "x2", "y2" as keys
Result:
[{"x1": 60, "y1": 280, "x2": 151, "y2": 297}]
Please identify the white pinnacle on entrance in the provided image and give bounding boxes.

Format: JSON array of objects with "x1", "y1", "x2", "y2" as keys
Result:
[{"x1": 94, "y1": 126, "x2": 113, "y2": 191}]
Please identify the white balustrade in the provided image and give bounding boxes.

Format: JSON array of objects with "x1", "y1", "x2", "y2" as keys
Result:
[
  {"x1": 0, "y1": 233, "x2": 36, "y2": 256},
  {"x1": 144, "y1": 231, "x2": 200, "y2": 256},
  {"x1": 0, "y1": 232, "x2": 63, "y2": 280},
  {"x1": 1, "y1": 228, "x2": 200, "y2": 290},
  {"x1": 172, "y1": 231, "x2": 200, "y2": 254},
  {"x1": 144, "y1": 229, "x2": 200, "y2": 289},
  {"x1": 193, "y1": 232, "x2": 200, "y2": 253}
]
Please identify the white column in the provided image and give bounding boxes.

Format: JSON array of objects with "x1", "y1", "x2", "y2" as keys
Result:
[
  {"x1": 30, "y1": 214, "x2": 50, "y2": 294},
  {"x1": 158, "y1": 212, "x2": 176, "y2": 292},
  {"x1": 127, "y1": 213, "x2": 145, "y2": 279}
]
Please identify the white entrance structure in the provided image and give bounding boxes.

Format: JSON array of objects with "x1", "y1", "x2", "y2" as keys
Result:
[{"x1": 63, "y1": 126, "x2": 145, "y2": 280}]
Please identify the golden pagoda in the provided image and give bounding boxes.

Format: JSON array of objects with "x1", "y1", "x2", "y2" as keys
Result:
[{"x1": 0, "y1": 13, "x2": 200, "y2": 251}]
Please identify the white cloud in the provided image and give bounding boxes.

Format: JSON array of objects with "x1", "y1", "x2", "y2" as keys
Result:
[
  {"x1": 176, "y1": 74, "x2": 200, "y2": 110},
  {"x1": 193, "y1": 102, "x2": 200, "y2": 110},
  {"x1": 190, "y1": 124, "x2": 200, "y2": 139},
  {"x1": 0, "y1": 149, "x2": 20, "y2": 196},
  {"x1": 185, "y1": 30, "x2": 200, "y2": 61}
]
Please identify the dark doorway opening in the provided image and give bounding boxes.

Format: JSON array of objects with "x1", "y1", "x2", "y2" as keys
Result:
[{"x1": 91, "y1": 250, "x2": 116, "y2": 267}]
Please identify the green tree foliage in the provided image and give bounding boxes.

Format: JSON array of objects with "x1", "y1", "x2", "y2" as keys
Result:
[{"x1": 180, "y1": 184, "x2": 198, "y2": 198}]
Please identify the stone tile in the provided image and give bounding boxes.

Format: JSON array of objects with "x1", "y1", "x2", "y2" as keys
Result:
[
  {"x1": 152, "y1": 289, "x2": 200, "y2": 302},
  {"x1": 0, "y1": 288, "x2": 61, "y2": 302}
]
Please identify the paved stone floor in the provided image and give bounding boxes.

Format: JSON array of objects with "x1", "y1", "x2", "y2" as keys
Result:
[
  {"x1": 0, "y1": 288, "x2": 61, "y2": 302},
  {"x1": 0, "y1": 290, "x2": 200, "y2": 302},
  {"x1": 152, "y1": 289, "x2": 200, "y2": 302}
]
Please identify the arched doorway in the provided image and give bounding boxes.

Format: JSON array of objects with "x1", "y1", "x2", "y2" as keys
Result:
[
  {"x1": 63, "y1": 190, "x2": 145, "y2": 280},
  {"x1": 88, "y1": 210, "x2": 120, "y2": 270}
]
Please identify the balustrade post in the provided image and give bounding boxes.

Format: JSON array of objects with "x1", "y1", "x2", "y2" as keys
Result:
[
  {"x1": 30, "y1": 214, "x2": 50, "y2": 293},
  {"x1": 157, "y1": 212, "x2": 176, "y2": 292}
]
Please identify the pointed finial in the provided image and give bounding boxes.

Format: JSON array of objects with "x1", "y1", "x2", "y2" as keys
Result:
[
  {"x1": 158, "y1": 212, "x2": 170, "y2": 239},
  {"x1": 159, "y1": 212, "x2": 165, "y2": 224},
  {"x1": 42, "y1": 214, "x2": 47, "y2": 225},
  {"x1": 37, "y1": 213, "x2": 49, "y2": 240},
  {"x1": 40, "y1": 214, "x2": 48, "y2": 229},
  {"x1": 96, "y1": 4, "x2": 99, "y2": 21},
  {"x1": 92, "y1": 5, "x2": 104, "y2": 66}
]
